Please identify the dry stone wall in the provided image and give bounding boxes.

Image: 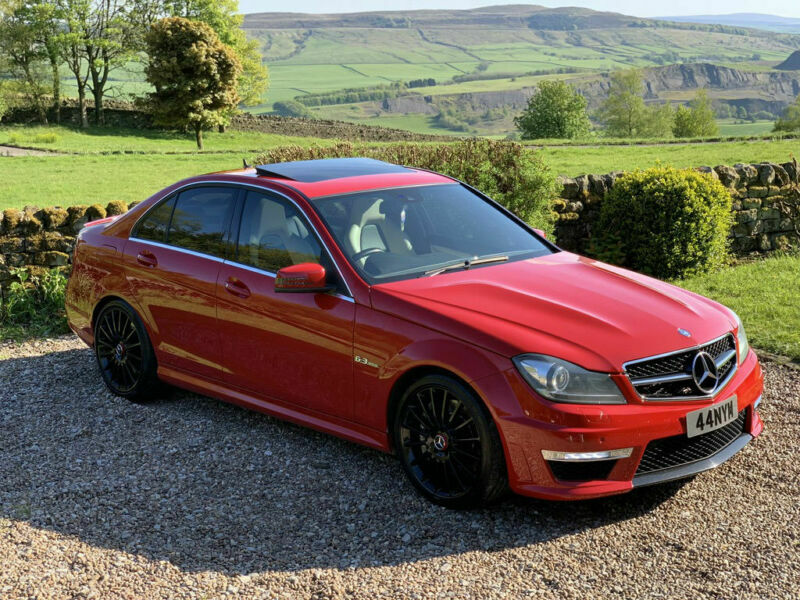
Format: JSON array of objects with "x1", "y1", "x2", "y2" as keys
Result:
[
  {"x1": 0, "y1": 200, "x2": 133, "y2": 291},
  {"x1": 2, "y1": 160, "x2": 797, "y2": 292},
  {"x1": 554, "y1": 160, "x2": 800, "y2": 256}
]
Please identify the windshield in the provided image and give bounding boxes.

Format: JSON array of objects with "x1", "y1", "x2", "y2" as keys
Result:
[{"x1": 311, "y1": 183, "x2": 554, "y2": 284}]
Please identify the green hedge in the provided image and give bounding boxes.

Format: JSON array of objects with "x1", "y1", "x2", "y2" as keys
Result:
[
  {"x1": 594, "y1": 166, "x2": 733, "y2": 279},
  {"x1": 254, "y1": 140, "x2": 557, "y2": 234}
]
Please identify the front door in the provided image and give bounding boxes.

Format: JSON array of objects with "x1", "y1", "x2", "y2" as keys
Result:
[{"x1": 215, "y1": 189, "x2": 355, "y2": 418}]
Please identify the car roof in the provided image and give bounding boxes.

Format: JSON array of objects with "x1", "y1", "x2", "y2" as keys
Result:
[{"x1": 248, "y1": 157, "x2": 454, "y2": 199}]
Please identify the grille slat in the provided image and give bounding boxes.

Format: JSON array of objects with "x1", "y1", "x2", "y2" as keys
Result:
[
  {"x1": 635, "y1": 409, "x2": 746, "y2": 474},
  {"x1": 625, "y1": 334, "x2": 737, "y2": 400}
]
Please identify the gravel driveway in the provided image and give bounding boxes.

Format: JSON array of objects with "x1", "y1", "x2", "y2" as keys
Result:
[{"x1": 1, "y1": 336, "x2": 798, "y2": 599}]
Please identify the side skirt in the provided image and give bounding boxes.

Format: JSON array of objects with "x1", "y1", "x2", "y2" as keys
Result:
[{"x1": 157, "y1": 365, "x2": 390, "y2": 453}]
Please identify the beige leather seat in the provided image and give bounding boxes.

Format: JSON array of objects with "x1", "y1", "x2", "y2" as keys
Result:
[
  {"x1": 243, "y1": 198, "x2": 319, "y2": 270},
  {"x1": 346, "y1": 197, "x2": 413, "y2": 263}
]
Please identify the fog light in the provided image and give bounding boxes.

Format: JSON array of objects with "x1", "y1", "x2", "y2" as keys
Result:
[
  {"x1": 754, "y1": 395, "x2": 762, "y2": 409},
  {"x1": 541, "y1": 448, "x2": 633, "y2": 462}
]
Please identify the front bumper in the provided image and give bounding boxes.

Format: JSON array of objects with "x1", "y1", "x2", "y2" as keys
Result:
[{"x1": 476, "y1": 350, "x2": 764, "y2": 501}]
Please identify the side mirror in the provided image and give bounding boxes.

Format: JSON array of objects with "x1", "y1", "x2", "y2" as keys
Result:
[
  {"x1": 275, "y1": 263, "x2": 334, "y2": 293},
  {"x1": 533, "y1": 228, "x2": 547, "y2": 239}
]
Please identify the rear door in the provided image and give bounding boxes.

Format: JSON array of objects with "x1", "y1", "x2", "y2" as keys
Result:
[
  {"x1": 123, "y1": 185, "x2": 238, "y2": 381},
  {"x1": 215, "y1": 189, "x2": 356, "y2": 418}
]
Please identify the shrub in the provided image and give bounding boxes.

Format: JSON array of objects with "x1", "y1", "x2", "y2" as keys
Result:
[
  {"x1": 254, "y1": 140, "x2": 557, "y2": 234},
  {"x1": 594, "y1": 167, "x2": 733, "y2": 279},
  {"x1": 0, "y1": 267, "x2": 69, "y2": 337},
  {"x1": 105, "y1": 200, "x2": 129, "y2": 216}
]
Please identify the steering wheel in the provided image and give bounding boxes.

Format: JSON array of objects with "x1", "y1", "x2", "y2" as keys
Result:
[{"x1": 352, "y1": 247, "x2": 387, "y2": 262}]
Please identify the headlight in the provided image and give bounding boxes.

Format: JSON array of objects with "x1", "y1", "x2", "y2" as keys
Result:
[
  {"x1": 732, "y1": 311, "x2": 750, "y2": 365},
  {"x1": 513, "y1": 354, "x2": 626, "y2": 404}
]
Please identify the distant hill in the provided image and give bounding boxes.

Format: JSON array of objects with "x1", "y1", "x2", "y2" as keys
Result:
[
  {"x1": 657, "y1": 13, "x2": 800, "y2": 33},
  {"x1": 242, "y1": 4, "x2": 800, "y2": 136}
]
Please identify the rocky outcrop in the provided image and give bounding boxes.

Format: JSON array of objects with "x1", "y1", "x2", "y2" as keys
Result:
[{"x1": 576, "y1": 63, "x2": 800, "y2": 108}]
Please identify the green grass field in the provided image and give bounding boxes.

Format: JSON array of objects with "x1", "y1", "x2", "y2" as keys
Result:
[
  {"x1": 1, "y1": 127, "x2": 799, "y2": 207},
  {"x1": 541, "y1": 138, "x2": 800, "y2": 175},
  {"x1": 0, "y1": 125, "x2": 330, "y2": 154},
  {"x1": 678, "y1": 254, "x2": 800, "y2": 360},
  {"x1": 0, "y1": 154, "x2": 248, "y2": 209},
  {"x1": 716, "y1": 119, "x2": 777, "y2": 136}
]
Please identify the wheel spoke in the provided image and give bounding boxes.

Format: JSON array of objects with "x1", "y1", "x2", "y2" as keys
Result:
[{"x1": 452, "y1": 416, "x2": 474, "y2": 431}]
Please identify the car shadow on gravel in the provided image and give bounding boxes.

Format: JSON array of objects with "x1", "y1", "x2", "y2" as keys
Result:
[{"x1": 1, "y1": 346, "x2": 690, "y2": 575}]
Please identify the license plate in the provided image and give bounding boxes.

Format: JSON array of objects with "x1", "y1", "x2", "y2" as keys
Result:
[{"x1": 686, "y1": 396, "x2": 738, "y2": 438}]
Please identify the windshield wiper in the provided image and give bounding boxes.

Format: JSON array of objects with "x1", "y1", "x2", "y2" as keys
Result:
[{"x1": 424, "y1": 255, "x2": 509, "y2": 277}]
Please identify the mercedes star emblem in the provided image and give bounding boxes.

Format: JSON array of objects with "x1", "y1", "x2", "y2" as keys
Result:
[{"x1": 691, "y1": 351, "x2": 719, "y2": 394}]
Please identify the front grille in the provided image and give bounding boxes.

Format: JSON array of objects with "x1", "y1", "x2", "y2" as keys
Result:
[
  {"x1": 547, "y1": 460, "x2": 617, "y2": 482},
  {"x1": 635, "y1": 409, "x2": 747, "y2": 475},
  {"x1": 624, "y1": 334, "x2": 737, "y2": 400}
]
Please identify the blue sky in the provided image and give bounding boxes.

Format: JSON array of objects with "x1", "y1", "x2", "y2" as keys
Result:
[{"x1": 239, "y1": 1, "x2": 800, "y2": 18}]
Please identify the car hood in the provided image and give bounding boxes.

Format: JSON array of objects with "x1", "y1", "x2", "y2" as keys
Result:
[{"x1": 370, "y1": 252, "x2": 735, "y2": 373}]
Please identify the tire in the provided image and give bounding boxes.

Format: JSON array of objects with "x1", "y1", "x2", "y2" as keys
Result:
[
  {"x1": 393, "y1": 374, "x2": 508, "y2": 509},
  {"x1": 94, "y1": 299, "x2": 159, "y2": 401}
]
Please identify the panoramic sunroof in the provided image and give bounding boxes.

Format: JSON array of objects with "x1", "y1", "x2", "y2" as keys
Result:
[{"x1": 254, "y1": 157, "x2": 413, "y2": 183}]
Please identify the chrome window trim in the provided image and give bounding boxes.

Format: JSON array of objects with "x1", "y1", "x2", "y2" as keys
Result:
[
  {"x1": 129, "y1": 237, "x2": 226, "y2": 263},
  {"x1": 129, "y1": 180, "x2": 354, "y2": 299},
  {"x1": 623, "y1": 332, "x2": 739, "y2": 402}
]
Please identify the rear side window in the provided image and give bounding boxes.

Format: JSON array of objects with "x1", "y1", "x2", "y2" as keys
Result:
[
  {"x1": 135, "y1": 197, "x2": 175, "y2": 243},
  {"x1": 167, "y1": 187, "x2": 237, "y2": 257}
]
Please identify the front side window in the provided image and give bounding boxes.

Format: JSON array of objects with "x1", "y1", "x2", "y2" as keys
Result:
[
  {"x1": 167, "y1": 187, "x2": 237, "y2": 257},
  {"x1": 311, "y1": 183, "x2": 553, "y2": 283},
  {"x1": 237, "y1": 191, "x2": 324, "y2": 273}
]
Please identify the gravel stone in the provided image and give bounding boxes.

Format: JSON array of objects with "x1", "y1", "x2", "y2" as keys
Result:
[{"x1": 1, "y1": 336, "x2": 798, "y2": 599}]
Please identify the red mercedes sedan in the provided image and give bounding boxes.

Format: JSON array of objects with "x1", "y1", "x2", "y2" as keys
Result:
[{"x1": 66, "y1": 158, "x2": 764, "y2": 508}]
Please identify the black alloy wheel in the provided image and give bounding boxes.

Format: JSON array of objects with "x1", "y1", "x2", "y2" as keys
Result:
[
  {"x1": 394, "y1": 374, "x2": 507, "y2": 508},
  {"x1": 94, "y1": 300, "x2": 158, "y2": 401}
]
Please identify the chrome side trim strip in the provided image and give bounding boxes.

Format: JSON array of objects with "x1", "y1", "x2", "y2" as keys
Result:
[
  {"x1": 129, "y1": 180, "x2": 355, "y2": 299},
  {"x1": 129, "y1": 237, "x2": 226, "y2": 263},
  {"x1": 632, "y1": 433, "x2": 752, "y2": 488}
]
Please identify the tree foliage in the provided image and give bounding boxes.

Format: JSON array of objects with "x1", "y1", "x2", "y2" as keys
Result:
[
  {"x1": 514, "y1": 80, "x2": 590, "y2": 139},
  {"x1": 144, "y1": 17, "x2": 241, "y2": 149},
  {"x1": 596, "y1": 69, "x2": 673, "y2": 138},
  {"x1": 0, "y1": 0, "x2": 50, "y2": 123},
  {"x1": 774, "y1": 94, "x2": 800, "y2": 133},
  {"x1": 163, "y1": 0, "x2": 268, "y2": 106},
  {"x1": 673, "y1": 89, "x2": 719, "y2": 137}
]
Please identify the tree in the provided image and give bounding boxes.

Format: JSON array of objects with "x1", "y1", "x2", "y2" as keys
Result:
[
  {"x1": 673, "y1": 89, "x2": 718, "y2": 137},
  {"x1": 163, "y1": 0, "x2": 268, "y2": 112},
  {"x1": 272, "y1": 100, "x2": 313, "y2": 118},
  {"x1": 596, "y1": 69, "x2": 646, "y2": 137},
  {"x1": 596, "y1": 69, "x2": 673, "y2": 138},
  {"x1": 514, "y1": 80, "x2": 590, "y2": 139},
  {"x1": 0, "y1": 0, "x2": 50, "y2": 124},
  {"x1": 774, "y1": 95, "x2": 800, "y2": 133},
  {"x1": 58, "y1": 0, "x2": 158, "y2": 127},
  {"x1": 144, "y1": 17, "x2": 241, "y2": 149}
]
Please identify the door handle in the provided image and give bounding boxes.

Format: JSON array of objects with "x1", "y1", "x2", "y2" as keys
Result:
[
  {"x1": 136, "y1": 251, "x2": 157, "y2": 268},
  {"x1": 224, "y1": 277, "x2": 251, "y2": 299}
]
